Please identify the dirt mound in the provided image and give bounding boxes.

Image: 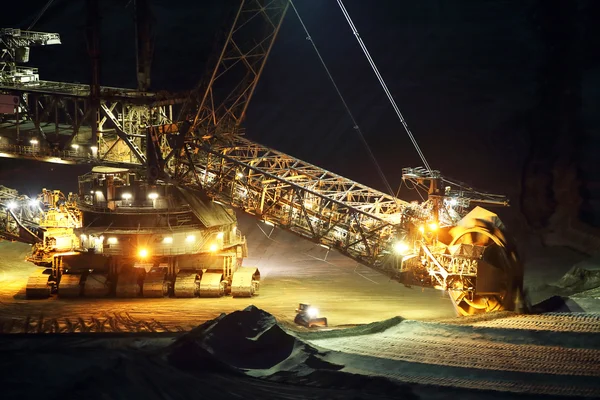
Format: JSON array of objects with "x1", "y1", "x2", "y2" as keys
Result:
[
  {"x1": 167, "y1": 305, "x2": 341, "y2": 373},
  {"x1": 530, "y1": 265, "x2": 600, "y2": 304},
  {"x1": 555, "y1": 266, "x2": 600, "y2": 293},
  {"x1": 166, "y1": 306, "x2": 416, "y2": 397},
  {"x1": 531, "y1": 295, "x2": 586, "y2": 313}
]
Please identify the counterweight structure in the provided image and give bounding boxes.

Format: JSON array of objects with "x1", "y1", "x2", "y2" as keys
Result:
[{"x1": 0, "y1": 0, "x2": 522, "y2": 315}]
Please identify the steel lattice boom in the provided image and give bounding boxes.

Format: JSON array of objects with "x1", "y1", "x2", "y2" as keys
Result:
[
  {"x1": 174, "y1": 134, "x2": 424, "y2": 267},
  {"x1": 181, "y1": 0, "x2": 289, "y2": 138}
]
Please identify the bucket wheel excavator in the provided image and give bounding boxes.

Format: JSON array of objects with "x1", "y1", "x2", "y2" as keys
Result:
[
  {"x1": 0, "y1": 0, "x2": 523, "y2": 315},
  {"x1": 376, "y1": 168, "x2": 524, "y2": 317},
  {"x1": 446, "y1": 215, "x2": 522, "y2": 315}
]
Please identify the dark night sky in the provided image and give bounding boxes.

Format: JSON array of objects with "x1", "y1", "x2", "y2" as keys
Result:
[{"x1": 1, "y1": 0, "x2": 599, "y2": 227}]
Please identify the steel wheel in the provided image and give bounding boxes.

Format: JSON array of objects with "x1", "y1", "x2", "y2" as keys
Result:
[{"x1": 448, "y1": 220, "x2": 522, "y2": 316}]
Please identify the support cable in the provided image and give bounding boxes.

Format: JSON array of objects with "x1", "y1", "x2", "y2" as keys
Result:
[
  {"x1": 289, "y1": 0, "x2": 397, "y2": 202},
  {"x1": 27, "y1": 0, "x2": 56, "y2": 30},
  {"x1": 336, "y1": 0, "x2": 433, "y2": 174}
]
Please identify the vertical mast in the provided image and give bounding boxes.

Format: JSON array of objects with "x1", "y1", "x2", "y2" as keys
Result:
[
  {"x1": 86, "y1": 0, "x2": 100, "y2": 146},
  {"x1": 134, "y1": 0, "x2": 153, "y2": 91}
]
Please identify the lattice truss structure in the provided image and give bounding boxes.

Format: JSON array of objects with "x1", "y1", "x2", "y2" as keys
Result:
[
  {"x1": 0, "y1": 85, "x2": 179, "y2": 165},
  {"x1": 98, "y1": 101, "x2": 175, "y2": 164},
  {"x1": 184, "y1": 0, "x2": 289, "y2": 138},
  {"x1": 0, "y1": 28, "x2": 60, "y2": 84},
  {"x1": 169, "y1": 134, "x2": 432, "y2": 266},
  {"x1": 0, "y1": 185, "x2": 43, "y2": 242}
]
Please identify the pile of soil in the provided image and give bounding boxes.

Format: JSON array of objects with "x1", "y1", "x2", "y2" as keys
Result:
[
  {"x1": 167, "y1": 305, "x2": 341, "y2": 372},
  {"x1": 166, "y1": 305, "x2": 415, "y2": 397},
  {"x1": 529, "y1": 261, "x2": 600, "y2": 305},
  {"x1": 555, "y1": 266, "x2": 600, "y2": 293}
]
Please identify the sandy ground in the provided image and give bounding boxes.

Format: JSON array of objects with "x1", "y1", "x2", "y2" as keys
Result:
[
  {"x1": 1, "y1": 213, "x2": 599, "y2": 329},
  {"x1": 2, "y1": 306, "x2": 600, "y2": 399},
  {"x1": 307, "y1": 315, "x2": 600, "y2": 397},
  {"x1": 2, "y1": 214, "x2": 600, "y2": 398},
  {"x1": 0, "y1": 214, "x2": 456, "y2": 330}
]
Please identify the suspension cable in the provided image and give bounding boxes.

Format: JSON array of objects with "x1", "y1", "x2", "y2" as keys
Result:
[
  {"x1": 336, "y1": 0, "x2": 433, "y2": 174},
  {"x1": 289, "y1": 0, "x2": 397, "y2": 201},
  {"x1": 27, "y1": 0, "x2": 55, "y2": 30}
]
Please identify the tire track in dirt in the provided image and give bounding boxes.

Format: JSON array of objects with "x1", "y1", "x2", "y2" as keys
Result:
[
  {"x1": 468, "y1": 313, "x2": 600, "y2": 333},
  {"x1": 432, "y1": 312, "x2": 600, "y2": 333},
  {"x1": 309, "y1": 319, "x2": 600, "y2": 397},
  {"x1": 311, "y1": 332, "x2": 600, "y2": 377}
]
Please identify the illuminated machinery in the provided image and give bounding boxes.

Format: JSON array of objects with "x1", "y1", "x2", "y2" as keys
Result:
[
  {"x1": 0, "y1": 0, "x2": 522, "y2": 315},
  {"x1": 0, "y1": 185, "x2": 83, "y2": 296},
  {"x1": 173, "y1": 138, "x2": 522, "y2": 316},
  {"x1": 0, "y1": 28, "x2": 61, "y2": 84},
  {"x1": 0, "y1": 186, "x2": 81, "y2": 258},
  {"x1": 392, "y1": 168, "x2": 522, "y2": 315},
  {"x1": 68, "y1": 166, "x2": 256, "y2": 298},
  {"x1": 14, "y1": 167, "x2": 256, "y2": 299}
]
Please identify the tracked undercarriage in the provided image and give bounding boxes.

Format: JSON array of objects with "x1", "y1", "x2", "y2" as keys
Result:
[{"x1": 17, "y1": 167, "x2": 260, "y2": 299}]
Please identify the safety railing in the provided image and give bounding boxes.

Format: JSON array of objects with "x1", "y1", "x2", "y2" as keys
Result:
[{"x1": 0, "y1": 142, "x2": 84, "y2": 160}]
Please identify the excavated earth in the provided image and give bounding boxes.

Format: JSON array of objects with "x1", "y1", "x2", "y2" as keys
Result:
[
  {"x1": 1, "y1": 305, "x2": 600, "y2": 399},
  {"x1": 1, "y1": 214, "x2": 600, "y2": 398}
]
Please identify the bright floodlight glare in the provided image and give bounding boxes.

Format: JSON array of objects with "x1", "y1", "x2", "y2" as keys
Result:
[
  {"x1": 30, "y1": 139, "x2": 38, "y2": 145},
  {"x1": 107, "y1": 237, "x2": 118, "y2": 244},
  {"x1": 449, "y1": 198, "x2": 458, "y2": 206},
  {"x1": 95, "y1": 191, "x2": 103, "y2": 196},
  {"x1": 217, "y1": 231, "x2": 224, "y2": 240},
  {"x1": 7, "y1": 201, "x2": 17, "y2": 209},
  {"x1": 185, "y1": 235, "x2": 195, "y2": 242},
  {"x1": 122, "y1": 192, "x2": 132, "y2": 200},
  {"x1": 428, "y1": 222, "x2": 438, "y2": 231},
  {"x1": 306, "y1": 307, "x2": 319, "y2": 319},
  {"x1": 209, "y1": 243, "x2": 218, "y2": 252},
  {"x1": 71, "y1": 144, "x2": 79, "y2": 150},
  {"x1": 28, "y1": 199, "x2": 38, "y2": 207},
  {"x1": 393, "y1": 241, "x2": 409, "y2": 255},
  {"x1": 163, "y1": 236, "x2": 173, "y2": 244},
  {"x1": 148, "y1": 192, "x2": 159, "y2": 200},
  {"x1": 138, "y1": 248, "x2": 149, "y2": 258},
  {"x1": 418, "y1": 225, "x2": 425, "y2": 234}
]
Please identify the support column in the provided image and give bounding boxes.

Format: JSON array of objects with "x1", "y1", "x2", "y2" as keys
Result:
[{"x1": 86, "y1": 0, "x2": 100, "y2": 146}]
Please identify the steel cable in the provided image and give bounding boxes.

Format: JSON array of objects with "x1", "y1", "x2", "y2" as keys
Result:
[
  {"x1": 27, "y1": 0, "x2": 56, "y2": 30},
  {"x1": 336, "y1": 0, "x2": 433, "y2": 174},
  {"x1": 289, "y1": 0, "x2": 397, "y2": 202}
]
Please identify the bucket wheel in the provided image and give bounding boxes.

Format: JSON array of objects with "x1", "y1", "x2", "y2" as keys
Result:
[{"x1": 448, "y1": 219, "x2": 522, "y2": 316}]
